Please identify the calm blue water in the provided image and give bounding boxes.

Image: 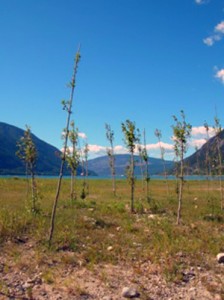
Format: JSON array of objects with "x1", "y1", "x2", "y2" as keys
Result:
[{"x1": 0, "y1": 174, "x2": 223, "y2": 181}]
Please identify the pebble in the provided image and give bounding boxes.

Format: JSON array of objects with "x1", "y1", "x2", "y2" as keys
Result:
[
  {"x1": 121, "y1": 286, "x2": 140, "y2": 298},
  {"x1": 217, "y1": 253, "x2": 224, "y2": 263},
  {"x1": 23, "y1": 281, "x2": 32, "y2": 289}
]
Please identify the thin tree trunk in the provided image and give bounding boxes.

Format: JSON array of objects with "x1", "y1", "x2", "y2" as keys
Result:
[
  {"x1": 143, "y1": 129, "x2": 150, "y2": 201},
  {"x1": 70, "y1": 171, "x2": 74, "y2": 201},
  {"x1": 48, "y1": 49, "x2": 80, "y2": 246},
  {"x1": 85, "y1": 155, "x2": 89, "y2": 195},
  {"x1": 130, "y1": 152, "x2": 135, "y2": 213},
  {"x1": 177, "y1": 151, "x2": 184, "y2": 225},
  {"x1": 217, "y1": 137, "x2": 223, "y2": 210},
  {"x1": 177, "y1": 177, "x2": 183, "y2": 225},
  {"x1": 111, "y1": 155, "x2": 116, "y2": 196},
  {"x1": 49, "y1": 163, "x2": 65, "y2": 244},
  {"x1": 31, "y1": 171, "x2": 36, "y2": 212},
  {"x1": 159, "y1": 142, "x2": 169, "y2": 196},
  {"x1": 139, "y1": 154, "x2": 145, "y2": 193}
]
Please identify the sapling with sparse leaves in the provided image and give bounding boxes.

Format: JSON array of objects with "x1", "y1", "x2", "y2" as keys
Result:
[
  {"x1": 137, "y1": 142, "x2": 145, "y2": 192},
  {"x1": 16, "y1": 125, "x2": 40, "y2": 214},
  {"x1": 213, "y1": 115, "x2": 223, "y2": 210},
  {"x1": 80, "y1": 140, "x2": 89, "y2": 199},
  {"x1": 105, "y1": 123, "x2": 116, "y2": 196},
  {"x1": 48, "y1": 48, "x2": 81, "y2": 245},
  {"x1": 154, "y1": 128, "x2": 169, "y2": 196},
  {"x1": 65, "y1": 120, "x2": 80, "y2": 201},
  {"x1": 140, "y1": 129, "x2": 150, "y2": 202},
  {"x1": 204, "y1": 121, "x2": 211, "y2": 193},
  {"x1": 172, "y1": 110, "x2": 192, "y2": 225},
  {"x1": 121, "y1": 119, "x2": 140, "y2": 213}
]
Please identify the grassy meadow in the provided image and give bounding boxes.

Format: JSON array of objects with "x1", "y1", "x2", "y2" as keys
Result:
[{"x1": 0, "y1": 177, "x2": 224, "y2": 299}]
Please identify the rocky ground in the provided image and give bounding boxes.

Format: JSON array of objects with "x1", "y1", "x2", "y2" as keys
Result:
[{"x1": 0, "y1": 238, "x2": 223, "y2": 300}]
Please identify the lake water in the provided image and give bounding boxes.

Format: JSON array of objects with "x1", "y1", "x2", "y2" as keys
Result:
[{"x1": 0, "y1": 174, "x2": 223, "y2": 181}]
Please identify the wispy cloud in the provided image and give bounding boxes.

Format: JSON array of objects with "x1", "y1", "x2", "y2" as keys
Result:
[
  {"x1": 187, "y1": 126, "x2": 216, "y2": 150},
  {"x1": 88, "y1": 144, "x2": 107, "y2": 156},
  {"x1": 215, "y1": 68, "x2": 224, "y2": 84},
  {"x1": 145, "y1": 142, "x2": 173, "y2": 152},
  {"x1": 78, "y1": 132, "x2": 87, "y2": 139},
  {"x1": 189, "y1": 138, "x2": 207, "y2": 149},
  {"x1": 203, "y1": 20, "x2": 224, "y2": 46},
  {"x1": 191, "y1": 126, "x2": 215, "y2": 137},
  {"x1": 82, "y1": 142, "x2": 175, "y2": 159},
  {"x1": 78, "y1": 126, "x2": 218, "y2": 159},
  {"x1": 114, "y1": 145, "x2": 128, "y2": 154},
  {"x1": 195, "y1": 0, "x2": 209, "y2": 5}
]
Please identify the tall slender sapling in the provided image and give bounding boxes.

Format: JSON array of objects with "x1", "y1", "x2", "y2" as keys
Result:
[
  {"x1": 65, "y1": 121, "x2": 80, "y2": 201},
  {"x1": 154, "y1": 128, "x2": 169, "y2": 196},
  {"x1": 105, "y1": 123, "x2": 116, "y2": 196},
  {"x1": 213, "y1": 116, "x2": 223, "y2": 210},
  {"x1": 121, "y1": 120, "x2": 140, "y2": 213},
  {"x1": 48, "y1": 49, "x2": 81, "y2": 245},
  {"x1": 204, "y1": 121, "x2": 211, "y2": 193},
  {"x1": 16, "y1": 125, "x2": 39, "y2": 214},
  {"x1": 80, "y1": 140, "x2": 89, "y2": 199},
  {"x1": 172, "y1": 110, "x2": 192, "y2": 225}
]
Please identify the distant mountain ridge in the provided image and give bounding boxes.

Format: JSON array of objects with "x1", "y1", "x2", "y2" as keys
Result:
[
  {"x1": 87, "y1": 154, "x2": 174, "y2": 176},
  {"x1": 0, "y1": 122, "x2": 63, "y2": 175},
  {"x1": 8, "y1": 121, "x2": 224, "y2": 177},
  {"x1": 184, "y1": 129, "x2": 224, "y2": 174},
  {"x1": 0, "y1": 122, "x2": 175, "y2": 176},
  {"x1": 0, "y1": 122, "x2": 91, "y2": 175}
]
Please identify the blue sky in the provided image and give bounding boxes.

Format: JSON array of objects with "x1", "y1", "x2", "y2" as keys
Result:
[{"x1": 1, "y1": 0, "x2": 224, "y2": 159}]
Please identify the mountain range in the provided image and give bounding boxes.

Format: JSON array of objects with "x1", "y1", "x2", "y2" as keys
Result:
[
  {"x1": 185, "y1": 129, "x2": 224, "y2": 174},
  {"x1": 1, "y1": 122, "x2": 224, "y2": 176},
  {"x1": 0, "y1": 122, "x2": 82, "y2": 175},
  {"x1": 0, "y1": 122, "x2": 174, "y2": 176},
  {"x1": 88, "y1": 154, "x2": 174, "y2": 176}
]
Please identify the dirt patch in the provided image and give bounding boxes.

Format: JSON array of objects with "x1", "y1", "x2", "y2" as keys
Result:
[{"x1": 0, "y1": 239, "x2": 223, "y2": 299}]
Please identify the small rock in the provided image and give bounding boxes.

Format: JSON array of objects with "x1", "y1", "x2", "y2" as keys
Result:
[
  {"x1": 148, "y1": 214, "x2": 156, "y2": 219},
  {"x1": 217, "y1": 253, "x2": 224, "y2": 263},
  {"x1": 122, "y1": 287, "x2": 140, "y2": 298},
  {"x1": 23, "y1": 281, "x2": 32, "y2": 289},
  {"x1": 133, "y1": 242, "x2": 142, "y2": 247},
  {"x1": 107, "y1": 246, "x2": 113, "y2": 251},
  {"x1": 182, "y1": 271, "x2": 195, "y2": 283}
]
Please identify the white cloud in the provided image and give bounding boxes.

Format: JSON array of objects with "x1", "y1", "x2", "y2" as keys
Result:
[
  {"x1": 190, "y1": 126, "x2": 215, "y2": 149},
  {"x1": 215, "y1": 21, "x2": 224, "y2": 33},
  {"x1": 204, "y1": 20, "x2": 224, "y2": 46},
  {"x1": 79, "y1": 142, "x2": 175, "y2": 159},
  {"x1": 88, "y1": 144, "x2": 107, "y2": 155},
  {"x1": 114, "y1": 145, "x2": 128, "y2": 154},
  {"x1": 195, "y1": 0, "x2": 209, "y2": 4},
  {"x1": 215, "y1": 68, "x2": 224, "y2": 84},
  {"x1": 145, "y1": 142, "x2": 173, "y2": 152},
  {"x1": 203, "y1": 37, "x2": 215, "y2": 46},
  {"x1": 76, "y1": 127, "x2": 218, "y2": 160},
  {"x1": 78, "y1": 132, "x2": 87, "y2": 139},
  {"x1": 61, "y1": 146, "x2": 76, "y2": 154},
  {"x1": 189, "y1": 138, "x2": 207, "y2": 149},
  {"x1": 191, "y1": 126, "x2": 215, "y2": 137}
]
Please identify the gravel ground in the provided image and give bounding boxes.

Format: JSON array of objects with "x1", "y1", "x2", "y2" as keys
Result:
[{"x1": 0, "y1": 239, "x2": 223, "y2": 300}]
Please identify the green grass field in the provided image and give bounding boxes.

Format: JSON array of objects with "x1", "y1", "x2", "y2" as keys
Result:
[{"x1": 0, "y1": 177, "x2": 223, "y2": 296}]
